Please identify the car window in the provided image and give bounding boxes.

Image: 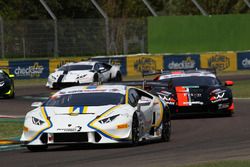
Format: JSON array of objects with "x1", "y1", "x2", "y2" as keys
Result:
[
  {"x1": 128, "y1": 89, "x2": 139, "y2": 107},
  {"x1": 160, "y1": 76, "x2": 221, "y2": 86},
  {"x1": 58, "y1": 65, "x2": 93, "y2": 71},
  {"x1": 94, "y1": 64, "x2": 99, "y2": 71},
  {"x1": 43, "y1": 92, "x2": 125, "y2": 107},
  {"x1": 102, "y1": 63, "x2": 112, "y2": 70}
]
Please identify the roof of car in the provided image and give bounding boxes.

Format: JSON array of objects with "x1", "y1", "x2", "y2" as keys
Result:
[
  {"x1": 64, "y1": 61, "x2": 100, "y2": 66},
  {"x1": 56, "y1": 85, "x2": 127, "y2": 96},
  {"x1": 158, "y1": 70, "x2": 216, "y2": 80}
]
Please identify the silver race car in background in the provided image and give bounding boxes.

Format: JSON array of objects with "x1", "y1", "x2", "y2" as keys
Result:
[
  {"x1": 46, "y1": 61, "x2": 122, "y2": 89},
  {"x1": 21, "y1": 85, "x2": 171, "y2": 151}
]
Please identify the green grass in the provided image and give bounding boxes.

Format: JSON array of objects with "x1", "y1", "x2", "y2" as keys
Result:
[
  {"x1": 0, "y1": 119, "x2": 23, "y2": 139},
  {"x1": 14, "y1": 79, "x2": 47, "y2": 87},
  {"x1": 231, "y1": 80, "x2": 250, "y2": 98},
  {"x1": 180, "y1": 160, "x2": 250, "y2": 167}
]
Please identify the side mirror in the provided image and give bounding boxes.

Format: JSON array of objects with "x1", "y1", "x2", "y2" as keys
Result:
[
  {"x1": 9, "y1": 74, "x2": 15, "y2": 78},
  {"x1": 138, "y1": 99, "x2": 151, "y2": 106},
  {"x1": 225, "y1": 80, "x2": 234, "y2": 86},
  {"x1": 31, "y1": 102, "x2": 43, "y2": 107}
]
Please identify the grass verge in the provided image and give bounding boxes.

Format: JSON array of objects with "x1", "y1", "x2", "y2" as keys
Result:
[
  {"x1": 231, "y1": 80, "x2": 250, "y2": 98},
  {"x1": 181, "y1": 160, "x2": 250, "y2": 167},
  {"x1": 14, "y1": 79, "x2": 47, "y2": 87},
  {"x1": 0, "y1": 119, "x2": 23, "y2": 139}
]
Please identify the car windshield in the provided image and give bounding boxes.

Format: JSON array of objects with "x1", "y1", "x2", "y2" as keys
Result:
[
  {"x1": 43, "y1": 92, "x2": 125, "y2": 107},
  {"x1": 58, "y1": 65, "x2": 93, "y2": 71},
  {"x1": 160, "y1": 76, "x2": 221, "y2": 86}
]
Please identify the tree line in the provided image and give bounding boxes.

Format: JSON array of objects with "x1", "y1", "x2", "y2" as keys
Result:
[{"x1": 0, "y1": 0, "x2": 249, "y2": 20}]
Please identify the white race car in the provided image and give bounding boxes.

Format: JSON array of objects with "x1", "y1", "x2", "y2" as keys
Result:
[
  {"x1": 20, "y1": 85, "x2": 171, "y2": 151},
  {"x1": 46, "y1": 61, "x2": 122, "y2": 89}
]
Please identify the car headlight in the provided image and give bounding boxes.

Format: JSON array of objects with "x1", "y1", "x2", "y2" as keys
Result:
[
  {"x1": 32, "y1": 117, "x2": 45, "y2": 125},
  {"x1": 210, "y1": 92, "x2": 225, "y2": 102},
  {"x1": 99, "y1": 114, "x2": 119, "y2": 124},
  {"x1": 0, "y1": 81, "x2": 5, "y2": 87},
  {"x1": 77, "y1": 74, "x2": 87, "y2": 79},
  {"x1": 50, "y1": 75, "x2": 57, "y2": 81}
]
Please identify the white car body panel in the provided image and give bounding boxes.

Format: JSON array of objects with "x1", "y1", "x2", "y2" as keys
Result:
[{"x1": 21, "y1": 85, "x2": 167, "y2": 147}]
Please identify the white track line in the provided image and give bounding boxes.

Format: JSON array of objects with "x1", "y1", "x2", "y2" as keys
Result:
[{"x1": 234, "y1": 97, "x2": 250, "y2": 100}]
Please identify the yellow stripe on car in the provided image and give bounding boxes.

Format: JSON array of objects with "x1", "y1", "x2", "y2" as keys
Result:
[
  {"x1": 154, "y1": 99, "x2": 163, "y2": 128},
  {"x1": 83, "y1": 106, "x2": 88, "y2": 114},
  {"x1": 89, "y1": 105, "x2": 122, "y2": 139}
]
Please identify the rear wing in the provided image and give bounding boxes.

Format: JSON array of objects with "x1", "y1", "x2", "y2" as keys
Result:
[
  {"x1": 103, "y1": 80, "x2": 168, "y2": 90},
  {"x1": 142, "y1": 68, "x2": 217, "y2": 77}
]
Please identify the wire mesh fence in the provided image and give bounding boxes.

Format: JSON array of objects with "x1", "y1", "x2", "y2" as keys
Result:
[{"x1": 0, "y1": 18, "x2": 147, "y2": 59}]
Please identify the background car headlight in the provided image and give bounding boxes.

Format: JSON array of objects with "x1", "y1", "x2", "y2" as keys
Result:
[
  {"x1": 99, "y1": 114, "x2": 119, "y2": 124},
  {"x1": 77, "y1": 74, "x2": 87, "y2": 79},
  {"x1": 50, "y1": 75, "x2": 57, "y2": 81},
  {"x1": 0, "y1": 81, "x2": 5, "y2": 87},
  {"x1": 32, "y1": 117, "x2": 45, "y2": 125}
]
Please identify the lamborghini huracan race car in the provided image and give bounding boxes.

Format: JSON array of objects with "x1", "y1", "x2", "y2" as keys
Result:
[
  {"x1": 0, "y1": 69, "x2": 15, "y2": 98},
  {"x1": 146, "y1": 69, "x2": 234, "y2": 116},
  {"x1": 46, "y1": 61, "x2": 122, "y2": 89},
  {"x1": 21, "y1": 85, "x2": 171, "y2": 151}
]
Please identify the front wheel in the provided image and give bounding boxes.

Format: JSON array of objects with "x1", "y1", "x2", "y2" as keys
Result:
[
  {"x1": 161, "y1": 115, "x2": 171, "y2": 142},
  {"x1": 131, "y1": 114, "x2": 140, "y2": 146},
  {"x1": 4, "y1": 84, "x2": 15, "y2": 99}
]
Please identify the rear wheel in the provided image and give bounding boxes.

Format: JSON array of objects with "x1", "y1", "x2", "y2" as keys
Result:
[
  {"x1": 27, "y1": 145, "x2": 47, "y2": 152},
  {"x1": 161, "y1": 114, "x2": 171, "y2": 142},
  {"x1": 115, "y1": 72, "x2": 122, "y2": 82},
  {"x1": 93, "y1": 74, "x2": 99, "y2": 82},
  {"x1": 224, "y1": 110, "x2": 233, "y2": 117},
  {"x1": 131, "y1": 114, "x2": 140, "y2": 146}
]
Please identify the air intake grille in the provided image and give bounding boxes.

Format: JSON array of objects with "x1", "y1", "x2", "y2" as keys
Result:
[{"x1": 54, "y1": 133, "x2": 88, "y2": 143}]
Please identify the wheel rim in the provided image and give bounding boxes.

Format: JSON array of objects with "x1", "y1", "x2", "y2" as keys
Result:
[
  {"x1": 162, "y1": 119, "x2": 171, "y2": 141},
  {"x1": 132, "y1": 116, "x2": 139, "y2": 145}
]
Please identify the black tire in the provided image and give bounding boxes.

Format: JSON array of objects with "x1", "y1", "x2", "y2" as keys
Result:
[
  {"x1": 131, "y1": 114, "x2": 140, "y2": 146},
  {"x1": 27, "y1": 145, "x2": 47, "y2": 152},
  {"x1": 161, "y1": 114, "x2": 171, "y2": 142},
  {"x1": 4, "y1": 84, "x2": 15, "y2": 99},
  {"x1": 115, "y1": 72, "x2": 122, "y2": 82},
  {"x1": 93, "y1": 74, "x2": 99, "y2": 82},
  {"x1": 224, "y1": 110, "x2": 233, "y2": 117}
]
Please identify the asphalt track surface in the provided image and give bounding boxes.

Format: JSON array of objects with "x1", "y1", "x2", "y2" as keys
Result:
[{"x1": 0, "y1": 75, "x2": 250, "y2": 167}]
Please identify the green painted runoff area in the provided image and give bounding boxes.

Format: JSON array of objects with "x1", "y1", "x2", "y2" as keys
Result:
[
  {"x1": 148, "y1": 14, "x2": 250, "y2": 53},
  {"x1": 181, "y1": 160, "x2": 250, "y2": 167}
]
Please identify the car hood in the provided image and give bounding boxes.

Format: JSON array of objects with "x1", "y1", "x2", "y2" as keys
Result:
[{"x1": 28, "y1": 104, "x2": 131, "y2": 118}]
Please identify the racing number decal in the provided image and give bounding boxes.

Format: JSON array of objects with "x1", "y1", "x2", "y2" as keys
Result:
[{"x1": 176, "y1": 87, "x2": 189, "y2": 106}]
